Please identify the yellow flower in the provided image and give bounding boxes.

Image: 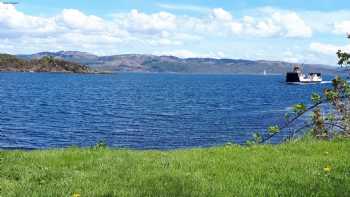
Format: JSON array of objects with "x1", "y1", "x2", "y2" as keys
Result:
[
  {"x1": 324, "y1": 165, "x2": 332, "y2": 173},
  {"x1": 72, "y1": 193, "x2": 81, "y2": 197}
]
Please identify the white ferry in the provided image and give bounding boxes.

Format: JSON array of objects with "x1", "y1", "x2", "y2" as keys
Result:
[{"x1": 286, "y1": 65, "x2": 322, "y2": 83}]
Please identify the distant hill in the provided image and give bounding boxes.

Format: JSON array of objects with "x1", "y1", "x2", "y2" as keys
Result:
[
  {"x1": 0, "y1": 54, "x2": 91, "y2": 73},
  {"x1": 18, "y1": 51, "x2": 338, "y2": 75}
]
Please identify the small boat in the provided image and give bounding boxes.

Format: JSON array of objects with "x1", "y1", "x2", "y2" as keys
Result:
[
  {"x1": 286, "y1": 64, "x2": 322, "y2": 83},
  {"x1": 263, "y1": 70, "x2": 267, "y2": 75}
]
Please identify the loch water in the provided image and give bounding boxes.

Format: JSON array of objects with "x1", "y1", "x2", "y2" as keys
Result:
[{"x1": 0, "y1": 73, "x2": 332, "y2": 149}]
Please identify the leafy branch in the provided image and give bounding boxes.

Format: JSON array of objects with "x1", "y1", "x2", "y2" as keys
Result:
[{"x1": 247, "y1": 35, "x2": 350, "y2": 144}]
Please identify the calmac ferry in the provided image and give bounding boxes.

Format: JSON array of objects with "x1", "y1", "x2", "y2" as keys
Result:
[{"x1": 286, "y1": 65, "x2": 322, "y2": 83}]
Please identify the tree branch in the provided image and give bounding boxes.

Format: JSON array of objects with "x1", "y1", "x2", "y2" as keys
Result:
[{"x1": 260, "y1": 101, "x2": 323, "y2": 143}]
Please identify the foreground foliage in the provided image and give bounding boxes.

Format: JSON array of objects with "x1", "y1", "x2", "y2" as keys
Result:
[
  {"x1": 1, "y1": 138, "x2": 350, "y2": 197},
  {"x1": 249, "y1": 35, "x2": 350, "y2": 144}
]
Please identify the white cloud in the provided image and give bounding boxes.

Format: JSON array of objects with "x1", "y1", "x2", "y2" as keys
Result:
[
  {"x1": 208, "y1": 8, "x2": 243, "y2": 34},
  {"x1": 0, "y1": 3, "x2": 58, "y2": 35},
  {"x1": 300, "y1": 10, "x2": 350, "y2": 34},
  {"x1": 58, "y1": 9, "x2": 106, "y2": 31},
  {"x1": 271, "y1": 12, "x2": 312, "y2": 38},
  {"x1": 281, "y1": 50, "x2": 300, "y2": 63},
  {"x1": 310, "y1": 42, "x2": 350, "y2": 55},
  {"x1": 211, "y1": 8, "x2": 233, "y2": 21},
  {"x1": 0, "y1": 2, "x2": 346, "y2": 65},
  {"x1": 243, "y1": 17, "x2": 281, "y2": 37},
  {"x1": 197, "y1": 7, "x2": 312, "y2": 38},
  {"x1": 115, "y1": 9, "x2": 177, "y2": 34},
  {"x1": 0, "y1": 3, "x2": 314, "y2": 53},
  {"x1": 308, "y1": 42, "x2": 350, "y2": 65},
  {"x1": 334, "y1": 21, "x2": 350, "y2": 35},
  {"x1": 241, "y1": 8, "x2": 312, "y2": 38},
  {"x1": 160, "y1": 50, "x2": 197, "y2": 58}
]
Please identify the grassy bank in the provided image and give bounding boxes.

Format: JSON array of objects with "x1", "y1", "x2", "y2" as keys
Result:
[{"x1": 1, "y1": 138, "x2": 350, "y2": 197}]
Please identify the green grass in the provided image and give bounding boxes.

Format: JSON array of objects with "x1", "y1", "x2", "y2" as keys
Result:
[{"x1": 1, "y1": 138, "x2": 350, "y2": 197}]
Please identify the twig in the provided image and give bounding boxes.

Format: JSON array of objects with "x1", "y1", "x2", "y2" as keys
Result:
[{"x1": 260, "y1": 101, "x2": 324, "y2": 143}]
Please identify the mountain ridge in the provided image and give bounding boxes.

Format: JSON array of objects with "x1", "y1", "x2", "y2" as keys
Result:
[{"x1": 17, "y1": 51, "x2": 338, "y2": 75}]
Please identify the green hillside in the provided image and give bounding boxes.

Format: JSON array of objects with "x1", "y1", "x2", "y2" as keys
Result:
[{"x1": 0, "y1": 54, "x2": 91, "y2": 73}]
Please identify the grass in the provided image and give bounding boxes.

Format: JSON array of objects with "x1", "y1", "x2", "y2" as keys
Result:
[{"x1": 1, "y1": 137, "x2": 350, "y2": 197}]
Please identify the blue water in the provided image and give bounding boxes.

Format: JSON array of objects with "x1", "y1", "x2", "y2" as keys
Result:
[{"x1": 0, "y1": 73, "x2": 332, "y2": 150}]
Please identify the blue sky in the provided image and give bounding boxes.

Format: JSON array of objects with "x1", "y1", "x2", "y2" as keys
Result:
[
  {"x1": 1, "y1": 0, "x2": 350, "y2": 65},
  {"x1": 17, "y1": 0, "x2": 350, "y2": 15}
]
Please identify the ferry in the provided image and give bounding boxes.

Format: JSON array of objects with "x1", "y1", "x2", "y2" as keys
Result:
[{"x1": 286, "y1": 64, "x2": 322, "y2": 83}]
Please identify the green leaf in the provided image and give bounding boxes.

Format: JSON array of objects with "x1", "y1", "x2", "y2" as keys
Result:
[
  {"x1": 252, "y1": 132, "x2": 262, "y2": 144},
  {"x1": 324, "y1": 90, "x2": 338, "y2": 101},
  {"x1": 343, "y1": 82, "x2": 350, "y2": 96},
  {"x1": 311, "y1": 93, "x2": 321, "y2": 104},
  {"x1": 325, "y1": 114, "x2": 335, "y2": 121},
  {"x1": 293, "y1": 103, "x2": 307, "y2": 114},
  {"x1": 268, "y1": 125, "x2": 280, "y2": 135}
]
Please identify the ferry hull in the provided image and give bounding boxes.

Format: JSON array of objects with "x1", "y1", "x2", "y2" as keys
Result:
[
  {"x1": 286, "y1": 72, "x2": 300, "y2": 83},
  {"x1": 286, "y1": 72, "x2": 322, "y2": 83}
]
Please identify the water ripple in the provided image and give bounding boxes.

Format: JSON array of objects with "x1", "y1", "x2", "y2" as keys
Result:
[{"x1": 0, "y1": 73, "x2": 331, "y2": 149}]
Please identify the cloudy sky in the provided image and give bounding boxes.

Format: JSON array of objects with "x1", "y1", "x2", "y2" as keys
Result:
[{"x1": 0, "y1": 0, "x2": 349, "y2": 65}]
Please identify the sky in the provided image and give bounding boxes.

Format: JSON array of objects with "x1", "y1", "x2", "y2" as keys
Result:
[{"x1": 0, "y1": 0, "x2": 350, "y2": 65}]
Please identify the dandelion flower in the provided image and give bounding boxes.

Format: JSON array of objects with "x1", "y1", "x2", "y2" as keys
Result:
[
  {"x1": 72, "y1": 193, "x2": 81, "y2": 197},
  {"x1": 324, "y1": 165, "x2": 332, "y2": 173}
]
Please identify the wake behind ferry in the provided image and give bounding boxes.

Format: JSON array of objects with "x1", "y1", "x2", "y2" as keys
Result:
[{"x1": 286, "y1": 64, "x2": 322, "y2": 83}]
